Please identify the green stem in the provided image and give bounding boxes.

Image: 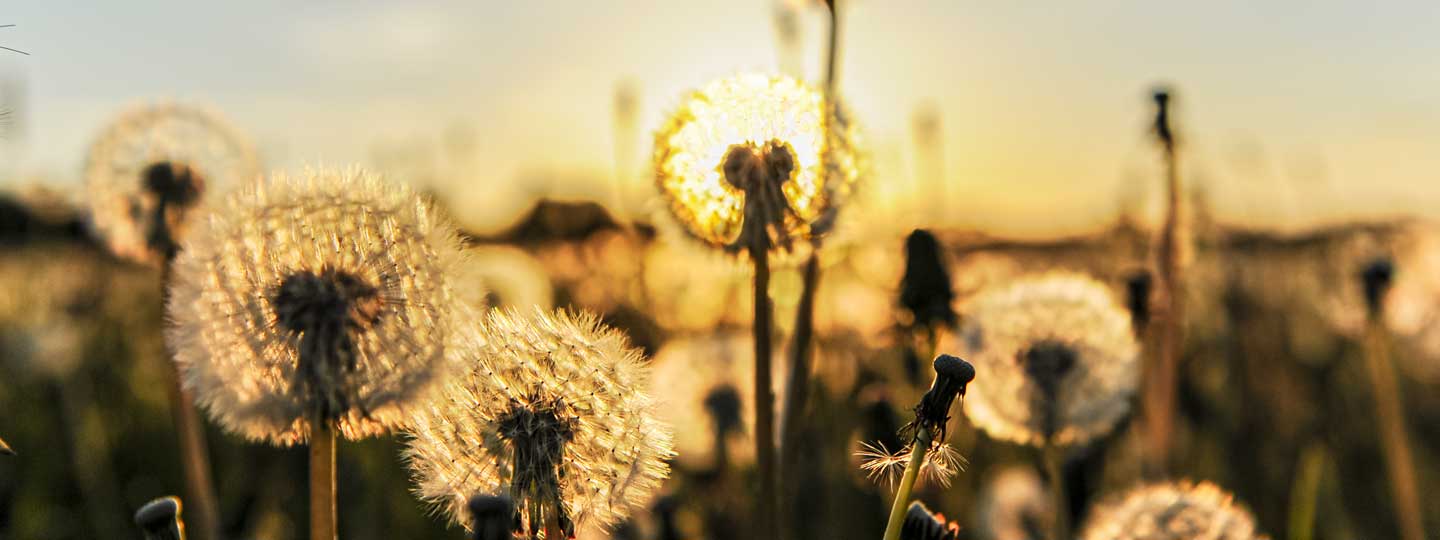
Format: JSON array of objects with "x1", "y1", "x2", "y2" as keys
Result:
[
  {"x1": 881, "y1": 429, "x2": 930, "y2": 540},
  {"x1": 1287, "y1": 443, "x2": 1326, "y2": 540}
]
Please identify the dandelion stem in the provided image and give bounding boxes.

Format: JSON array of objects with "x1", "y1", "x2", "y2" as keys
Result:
[
  {"x1": 1287, "y1": 443, "x2": 1326, "y2": 540},
  {"x1": 1362, "y1": 314, "x2": 1425, "y2": 540},
  {"x1": 1144, "y1": 88, "x2": 1185, "y2": 477},
  {"x1": 881, "y1": 428, "x2": 929, "y2": 540},
  {"x1": 309, "y1": 418, "x2": 337, "y2": 540},
  {"x1": 750, "y1": 246, "x2": 778, "y2": 540},
  {"x1": 1043, "y1": 445, "x2": 1068, "y2": 540},
  {"x1": 161, "y1": 254, "x2": 222, "y2": 540}
]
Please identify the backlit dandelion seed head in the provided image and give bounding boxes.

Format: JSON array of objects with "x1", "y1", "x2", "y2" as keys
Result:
[
  {"x1": 653, "y1": 73, "x2": 863, "y2": 253},
  {"x1": 85, "y1": 103, "x2": 259, "y2": 266},
  {"x1": 404, "y1": 308, "x2": 673, "y2": 534},
  {"x1": 166, "y1": 167, "x2": 465, "y2": 445},
  {"x1": 1079, "y1": 481, "x2": 1265, "y2": 540},
  {"x1": 956, "y1": 272, "x2": 1139, "y2": 447}
]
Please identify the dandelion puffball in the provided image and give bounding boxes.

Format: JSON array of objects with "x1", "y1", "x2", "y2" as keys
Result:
[
  {"x1": 956, "y1": 272, "x2": 1139, "y2": 447},
  {"x1": 1078, "y1": 481, "x2": 1264, "y2": 540},
  {"x1": 85, "y1": 103, "x2": 259, "y2": 265},
  {"x1": 404, "y1": 308, "x2": 672, "y2": 536},
  {"x1": 166, "y1": 167, "x2": 466, "y2": 445},
  {"x1": 653, "y1": 73, "x2": 862, "y2": 253}
]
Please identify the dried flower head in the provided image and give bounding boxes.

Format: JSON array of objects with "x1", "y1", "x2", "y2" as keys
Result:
[
  {"x1": 1078, "y1": 481, "x2": 1265, "y2": 540},
  {"x1": 404, "y1": 308, "x2": 673, "y2": 536},
  {"x1": 653, "y1": 73, "x2": 862, "y2": 253},
  {"x1": 166, "y1": 167, "x2": 465, "y2": 445},
  {"x1": 957, "y1": 272, "x2": 1139, "y2": 447},
  {"x1": 85, "y1": 103, "x2": 259, "y2": 265}
]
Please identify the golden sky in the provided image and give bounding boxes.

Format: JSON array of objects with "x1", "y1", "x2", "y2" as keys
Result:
[{"x1": 2, "y1": 0, "x2": 1438, "y2": 236}]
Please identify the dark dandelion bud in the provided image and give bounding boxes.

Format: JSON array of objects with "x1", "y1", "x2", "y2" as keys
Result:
[
  {"x1": 1124, "y1": 271, "x2": 1152, "y2": 332},
  {"x1": 703, "y1": 384, "x2": 744, "y2": 438},
  {"x1": 906, "y1": 354, "x2": 976, "y2": 444},
  {"x1": 1152, "y1": 87, "x2": 1174, "y2": 149},
  {"x1": 899, "y1": 229, "x2": 956, "y2": 329},
  {"x1": 1361, "y1": 257, "x2": 1395, "y2": 318},
  {"x1": 468, "y1": 495, "x2": 517, "y2": 540},
  {"x1": 1022, "y1": 341, "x2": 1077, "y2": 440},
  {"x1": 653, "y1": 495, "x2": 683, "y2": 540},
  {"x1": 901, "y1": 501, "x2": 960, "y2": 540},
  {"x1": 133, "y1": 496, "x2": 185, "y2": 540}
]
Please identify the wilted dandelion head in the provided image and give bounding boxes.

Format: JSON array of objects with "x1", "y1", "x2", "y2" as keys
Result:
[
  {"x1": 653, "y1": 73, "x2": 862, "y2": 253},
  {"x1": 957, "y1": 272, "x2": 1139, "y2": 447},
  {"x1": 85, "y1": 103, "x2": 259, "y2": 265},
  {"x1": 166, "y1": 167, "x2": 465, "y2": 445},
  {"x1": 1078, "y1": 481, "x2": 1265, "y2": 540},
  {"x1": 404, "y1": 308, "x2": 673, "y2": 536}
]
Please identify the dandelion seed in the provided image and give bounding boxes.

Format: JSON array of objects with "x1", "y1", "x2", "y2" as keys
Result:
[
  {"x1": 653, "y1": 73, "x2": 862, "y2": 254},
  {"x1": 957, "y1": 272, "x2": 1139, "y2": 447},
  {"x1": 1077, "y1": 481, "x2": 1265, "y2": 540},
  {"x1": 84, "y1": 103, "x2": 259, "y2": 266},
  {"x1": 166, "y1": 167, "x2": 466, "y2": 445},
  {"x1": 404, "y1": 308, "x2": 673, "y2": 536},
  {"x1": 857, "y1": 441, "x2": 965, "y2": 489}
]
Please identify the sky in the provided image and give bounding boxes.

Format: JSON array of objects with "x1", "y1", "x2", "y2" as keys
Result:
[{"x1": 1, "y1": 0, "x2": 1438, "y2": 236}]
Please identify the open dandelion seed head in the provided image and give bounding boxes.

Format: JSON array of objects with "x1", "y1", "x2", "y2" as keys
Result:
[
  {"x1": 1079, "y1": 481, "x2": 1265, "y2": 540},
  {"x1": 166, "y1": 167, "x2": 465, "y2": 445},
  {"x1": 85, "y1": 103, "x2": 259, "y2": 266},
  {"x1": 404, "y1": 308, "x2": 673, "y2": 535},
  {"x1": 653, "y1": 73, "x2": 863, "y2": 253},
  {"x1": 956, "y1": 272, "x2": 1139, "y2": 447}
]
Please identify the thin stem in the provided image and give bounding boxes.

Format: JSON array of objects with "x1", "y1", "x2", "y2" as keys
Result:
[
  {"x1": 309, "y1": 419, "x2": 337, "y2": 540},
  {"x1": 881, "y1": 428, "x2": 930, "y2": 540},
  {"x1": 1287, "y1": 443, "x2": 1326, "y2": 540},
  {"x1": 1362, "y1": 317, "x2": 1425, "y2": 540},
  {"x1": 751, "y1": 246, "x2": 777, "y2": 540},
  {"x1": 1044, "y1": 445, "x2": 1068, "y2": 540},
  {"x1": 161, "y1": 255, "x2": 222, "y2": 540},
  {"x1": 779, "y1": 254, "x2": 818, "y2": 462},
  {"x1": 1144, "y1": 132, "x2": 1184, "y2": 477}
]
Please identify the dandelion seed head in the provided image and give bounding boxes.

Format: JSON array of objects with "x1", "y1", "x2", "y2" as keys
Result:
[
  {"x1": 1078, "y1": 481, "x2": 1265, "y2": 540},
  {"x1": 85, "y1": 103, "x2": 259, "y2": 265},
  {"x1": 653, "y1": 73, "x2": 863, "y2": 253},
  {"x1": 404, "y1": 308, "x2": 673, "y2": 534},
  {"x1": 956, "y1": 272, "x2": 1139, "y2": 447},
  {"x1": 166, "y1": 167, "x2": 465, "y2": 445}
]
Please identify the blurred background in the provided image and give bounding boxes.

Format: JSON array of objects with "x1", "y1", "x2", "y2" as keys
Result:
[{"x1": 2, "y1": 1, "x2": 1440, "y2": 539}]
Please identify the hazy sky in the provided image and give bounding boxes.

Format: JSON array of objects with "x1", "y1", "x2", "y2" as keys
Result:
[{"x1": 2, "y1": 1, "x2": 1438, "y2": 235}]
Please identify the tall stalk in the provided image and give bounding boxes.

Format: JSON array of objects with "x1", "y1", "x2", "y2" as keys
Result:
[
  {"x1": 1359, "y1": 261, "x2": 1424, "y2": 540},
  {"x1": 751, "y1": 245, "x2": 777, "y2": 540},
  {"x1": 162, "y1": 249, "x2": 221, "y2": 540},
  {"x1": 1043, "y1": 445, "x2": 1068, "y2": 540},
  {"x1": 1143, "y1": 88, "x2": 1185, "y2": 477},
  {"x1": 309, "y1": 417, "x2": 337, "y2": 540}
]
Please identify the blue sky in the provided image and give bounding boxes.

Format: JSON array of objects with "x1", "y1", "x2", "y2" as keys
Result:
[{"x1": 2, "y1": 1, "x2": 1438, "y2": 235}]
